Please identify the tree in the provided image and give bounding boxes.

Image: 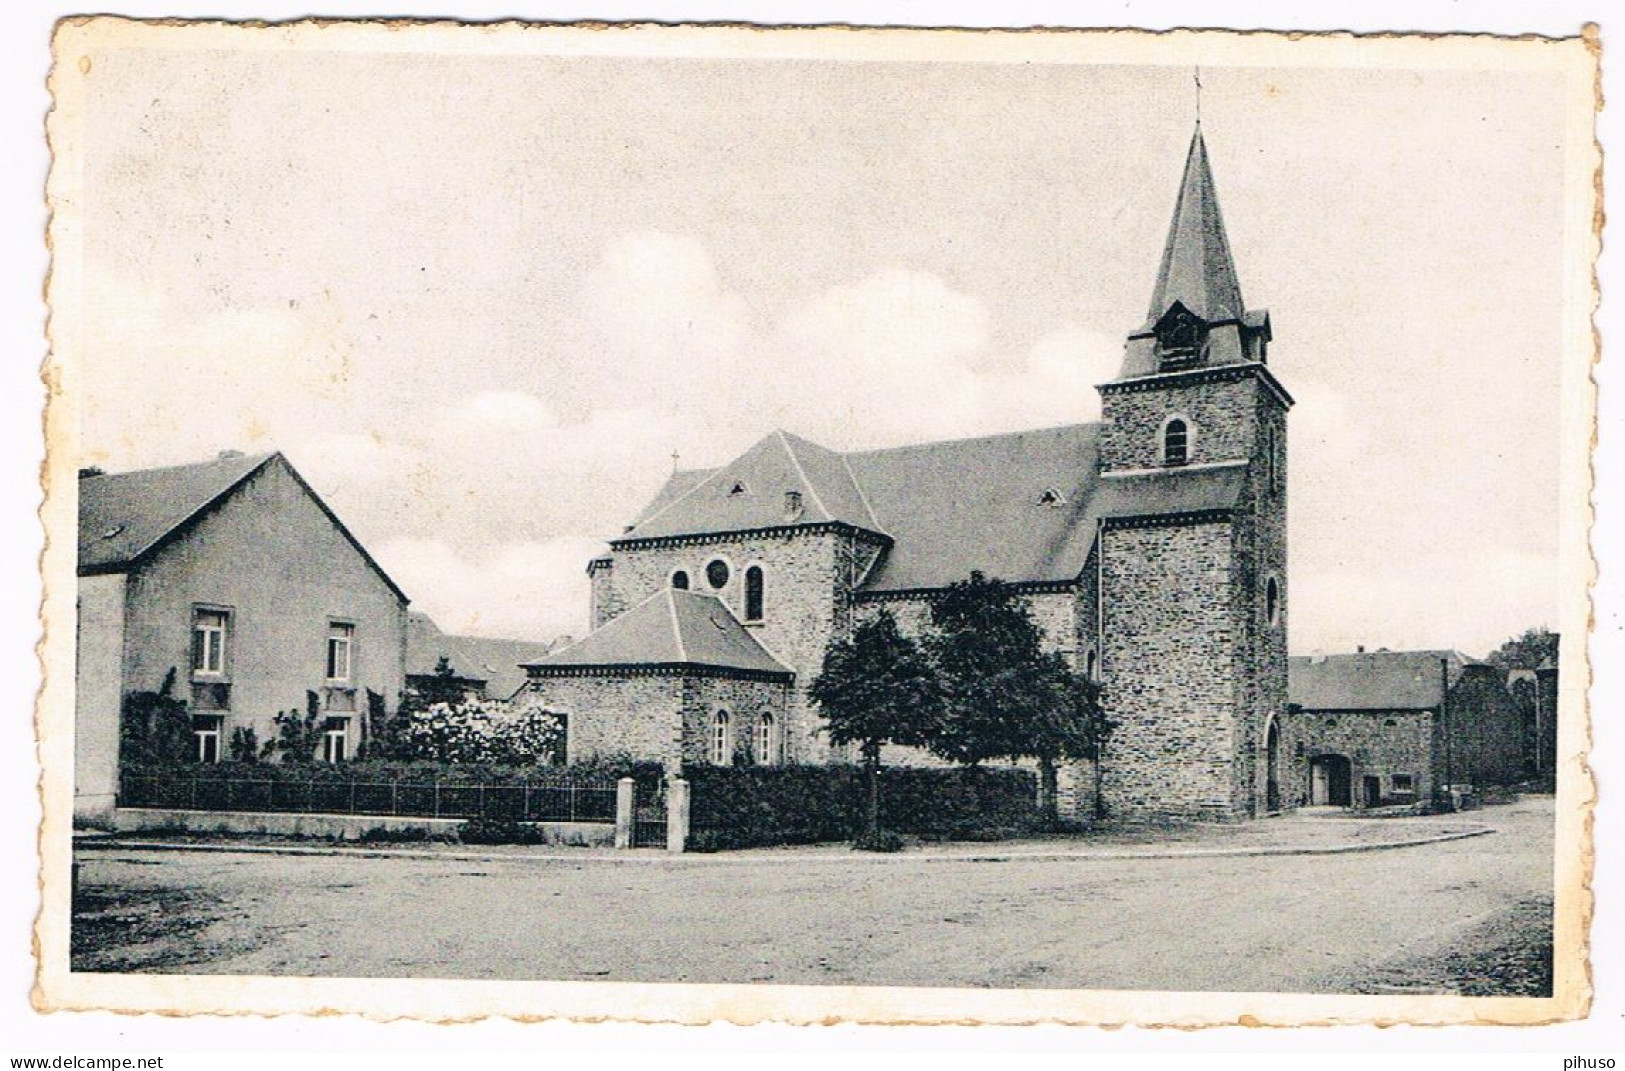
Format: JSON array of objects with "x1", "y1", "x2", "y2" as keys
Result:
[
  {"x1": 1485, "y1": 627, "x2": 1559, "y2": 674},
  {"x1": 925, "y1": 572, "x2": 1108, "y2": 823},
  {"x1": 808, "y1": 608, "x2": 944, "y2": 842},
  {"x1": 403, "y1": 655, "x2": 467, "y2": 712},
  {"x1": 119, "y1": 667, "x2": 193, "y2": 766}
]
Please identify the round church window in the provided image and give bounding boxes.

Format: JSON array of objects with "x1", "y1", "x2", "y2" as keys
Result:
[{"x1": 706, "y1": 559, "x2": 731, "y2": 589}]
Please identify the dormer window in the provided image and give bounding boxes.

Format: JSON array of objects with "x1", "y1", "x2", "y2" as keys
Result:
[
  {"x1": 783, "y1": 490, "x2": 804, "y2": 522},
  {"x1": 728, "y1": 481, "x2": 749, "y2": 496},
  {"x1": 1155, "y1": 304, "x2": 1206, "y2": 368},
  {"x1": 1038, "y1": 487, "x2": 1065, "y2": 508},
  {"x1": 1163, "y1": 417, "x2": 1191, "y2": 466}
]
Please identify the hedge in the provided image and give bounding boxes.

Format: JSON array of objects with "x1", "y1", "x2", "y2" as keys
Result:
[{"x1": 684, "y1": 764, "x2": 1039, "y2": 851}]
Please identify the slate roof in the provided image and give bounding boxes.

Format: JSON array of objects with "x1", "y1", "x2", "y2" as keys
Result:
[
  {"x1": 623, "y1": 430, "x2": 879, "y2": 541},
  {"x1": 1144, "y1": 126, "x2": 1245, "y2": 329},
  {"x1": 623, "y1": 424, "x2": 1250, "y2": 593},
  {"x1": 79, "y1": 451, "x2": 274, "y2": 572},
  {"x1": 524, "y1": 589, "x2": 792, "y2": 678},
  {"x1": 407, "y1": 612, "x2": 554, "y2": 700},
  {"x1": 78, "y1": 451, "x2": 408, "y2": 601},
  {"x1": 1288, "y1": 650, "x2": 1472, "y2": 711}
]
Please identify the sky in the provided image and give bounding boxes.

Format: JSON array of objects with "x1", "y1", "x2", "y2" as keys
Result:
[{"x1": 71, "y1": 33, "x2": 1576, "y2": 656}]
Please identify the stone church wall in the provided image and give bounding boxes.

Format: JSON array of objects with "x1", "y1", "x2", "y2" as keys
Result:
[
  {"x1": 1100, "y1": 519, "x2": 1240, "y2": 820},
  {"x1": 1098, "y1": 376, "x2": 1258, "y2": 471},
  {"x1": 516, "y1": 672, "x2": 685, "y2": 769}
]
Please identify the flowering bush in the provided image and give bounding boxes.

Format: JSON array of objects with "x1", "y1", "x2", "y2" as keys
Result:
[{"x1": 389, "y1": 700, "x2": 566, "y2": 767}]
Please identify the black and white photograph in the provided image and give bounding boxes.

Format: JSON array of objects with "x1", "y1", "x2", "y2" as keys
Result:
[{"x1": 30, "y1": 16, "x2": 1596, "y2": 1027}]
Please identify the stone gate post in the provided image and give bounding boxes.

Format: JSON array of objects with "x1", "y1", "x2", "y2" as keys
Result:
[{"x1": 614, "y1": 777, "x2": 634, "y2": 849}]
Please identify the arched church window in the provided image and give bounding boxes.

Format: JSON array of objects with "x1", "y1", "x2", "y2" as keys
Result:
[
  {"x1": 711, "y1": 709, "x2": 730, "y2": 765},
  {"x1": 756, "y1": 713, "x2": 775, "y2": 765},
  {"x1": 1085, "y1": 648, "x2": 1098, "y2": 681},
  {"x1": 745, "y1": 565, "x2": 764, "y2": 622},
  {"x1": 1163, "y1": 418, "x2": 1190, "y2": 466},
  {"x1": 706, "y1": 559, "x2": 731, "y2": 590},
  {"x1": 1266, "y1": 576, "x2": 1281, "y2": 626},
  {"x1": 671, "y1": 569, "x2": 690, "y2": 590}
]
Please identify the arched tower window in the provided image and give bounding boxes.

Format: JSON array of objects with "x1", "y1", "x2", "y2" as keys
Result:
[
  {"x1": 744, "y1": 565, "x2": 764, "y2": 622},
  {"x1": 1163, "y1": 417, "x2": 1190, "y2": 466},
  {"x1": 671, "y1": 569, "x2": 690, "y2": 590},
  {"x1": 1266, "y1": 576, "x2": 1281, "y2": 626},
  {"x1": 711, "y1": 709, "x2": 730, "y2": 765},
  {"x1": 756, "y1": 713, "x2": 775, "y2": 765},
  {"x1": 1085, "y1": 648, "x2": 1098, "y2": 681}
]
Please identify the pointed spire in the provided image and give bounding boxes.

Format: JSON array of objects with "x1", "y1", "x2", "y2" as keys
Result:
[{"x1": 1145, "y1": 126, "x2": 1245, "y2": 325}]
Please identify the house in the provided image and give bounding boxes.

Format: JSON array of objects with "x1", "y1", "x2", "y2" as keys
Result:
[
  {"x1": 518, "y1": 125, "x2": 1293, "y2": 822},
  {"x1": 1285, "y1": 648, "x2": 1528, "y2": 809},
  {"x1": 406, "y1": 611, "x2": 555, "y2": 703},
  {"x1": 75, "y1": 450, "x2": 409, "y2": 823}
]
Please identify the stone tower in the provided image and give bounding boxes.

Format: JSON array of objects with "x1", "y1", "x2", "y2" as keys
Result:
[{"x1": 1095, "y1": 126, "x2": 1293, "y2": 820}]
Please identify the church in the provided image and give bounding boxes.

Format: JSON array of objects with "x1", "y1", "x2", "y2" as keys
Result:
[{"x1": 518, "y1": 125, "x2": 1294, "y2": 822}]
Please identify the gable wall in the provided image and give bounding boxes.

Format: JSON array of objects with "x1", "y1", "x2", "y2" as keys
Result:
[{"x1": 121, "y1": 459, "x2": 407, "y2": 760}]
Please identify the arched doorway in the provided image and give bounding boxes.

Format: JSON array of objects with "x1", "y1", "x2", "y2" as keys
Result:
[
  {"x1": 1309, "y1": 754, "x2": 1352, "y2": 807},
  {"x1": 1265, "y1": 718, "x2": 1282, "y2": 813}
]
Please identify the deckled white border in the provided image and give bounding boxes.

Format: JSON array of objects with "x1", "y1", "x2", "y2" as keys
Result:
[{"x1": 32, "y1": 17, "x2": 1599, "y2": 1027}]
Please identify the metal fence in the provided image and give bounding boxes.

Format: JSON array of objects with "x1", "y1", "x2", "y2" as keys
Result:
[{"x1": 118, "y1": 771, "x2": 618, "y2": 824}]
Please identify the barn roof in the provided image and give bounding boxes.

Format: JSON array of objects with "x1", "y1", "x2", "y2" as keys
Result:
[
  {"x1": 407, "y1": 612, "x2": 555, "y2": 701},
  {"x1": 1288, "y1": 650, "x2": 1473, "y2": 711}
]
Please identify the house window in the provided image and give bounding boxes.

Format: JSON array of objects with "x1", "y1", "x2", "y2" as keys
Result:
[
  {"x1": 706, "y1": 559, "x2": 730, "y2": 590},
  {"x1": 671, "y1": 569, "x2": 690, "y2": 590},
  {"x1": 322, "y1": 717, "x2": 350, "y2": 763},
  {"x1": 756, "y1": 714, "x2": 775, "y2": 765},
  {"x1": 1392, "y1": 773, "x2": 1415, "y2": 794},
  {"x1": 1266, "y1": 577, "x2": 1280, "y2": 626},
  {"x1": 745, "y1": 566, "x2": 765, "y2": 622},
  {"x1": 711, "y1": 709, "x2": 730, "y2": 765},
  {"x1": 326, "y1": 622, "x2": 354, "y2": 682},
  {"x1": 193, "y1": 715, "x2": 223, "y2": 764},
  {"x1": 1163, "y1": 418, "x2": 1190, "y2": 466},
  {"x1": 191, "y1": 609, "x2": 228, "y2": 677}
]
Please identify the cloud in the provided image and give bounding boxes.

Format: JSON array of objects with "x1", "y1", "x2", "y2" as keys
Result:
[{"x1": 374, "y1": 536, "x2": 606, "y2": 641}]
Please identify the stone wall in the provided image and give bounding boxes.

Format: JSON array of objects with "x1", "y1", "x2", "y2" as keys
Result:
[
  {"x1": 1098, "y1": 374, "x2": 1259, "y2": 471},
  {"x1": 1099, "y1": 519, "x2": 1239, "y2": 820},
  {"x1": 1287, "y1": 707, "x2": 1437, "y2": 808},
  {"x1": 602, "y1": 527, "x2": 876, "y2": 764},
  {"x1": 681, "y1": 674, "x2": 792, "y2": 765},
  {"x1": 516, "y1": 672, "x2": 684, "y2": 769},
  {"x1": 1446, "y1": 664, "x2": 1527, "y2": 787},
  {"x1": 118, "y1": 458, "x2": 407, "y2": 764}
]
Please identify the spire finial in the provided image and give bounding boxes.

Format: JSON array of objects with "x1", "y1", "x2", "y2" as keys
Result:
[{"x1": 1194, "y1": 66, "x2": 1202, "y2": 125}]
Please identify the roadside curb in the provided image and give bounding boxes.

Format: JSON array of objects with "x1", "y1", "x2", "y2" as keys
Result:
[{"x1": 73, "y1": 826, "x2": 1494, "y2": 866}]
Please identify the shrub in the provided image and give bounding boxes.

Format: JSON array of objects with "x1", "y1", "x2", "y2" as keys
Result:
[
  {"x1": 683, "y1": 763, "x2": 1039, "y2": 850},
  {"x1": 852, "y1": 829, "x2": 906, "y2": 853},
  {"x1": 458, "y1": 817, "x2": 548, "y2": 845},
  {"x1": 119, "y1": 669, "x2": 192, "y2": 766},
  {"x1": 355, "y1": 825, "x2": 456, "y2": 844}
]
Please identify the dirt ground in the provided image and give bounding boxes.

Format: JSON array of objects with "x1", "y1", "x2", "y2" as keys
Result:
[{"x1": 70, "y1": 797, "x2": 1555, "y2": 994}]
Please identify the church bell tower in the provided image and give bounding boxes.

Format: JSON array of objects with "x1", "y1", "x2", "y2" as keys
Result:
[{"x1": 1094, "y1": 125, "x2": 1294, "y2": 820}]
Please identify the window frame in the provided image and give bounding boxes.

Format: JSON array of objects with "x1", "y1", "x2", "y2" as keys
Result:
[
  {"x1": 321, "y1": 716, "x2": 350, "y2": 764},
  {"x1": 326, "y1": 620, "x2": 356, "y2": 683},
  {"x1": 710, "y1": 709, "x2": 730, "y2": 765},
  {"x1": 670, "y1": 568, "x2": 691, "y2": 591},
  {"x1": 192, "y1": 714, "x2": 224, "y2": 764},
  {"x1": 704, "y1": 557, "x2": 732, "y2": 591},
  {"x1": 191, "y1": 606, "x2": 231, "y2": 679},
  {"x1": 1161, "y1": 414, "x2": 1193, "y2": 467},
  {"x1": 756, "y1": 713, "x2": 775, "y2": 765},
  {"x1": 744, "y1": 564, "x2": 765, "y2": 623}
]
